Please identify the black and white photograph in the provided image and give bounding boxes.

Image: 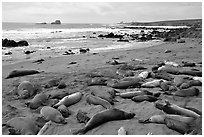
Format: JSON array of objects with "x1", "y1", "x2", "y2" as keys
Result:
[{"x1": 2, "y1": 0, "x2": 202, "y2": 135}]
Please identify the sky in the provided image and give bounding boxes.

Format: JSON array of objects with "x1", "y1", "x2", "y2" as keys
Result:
[{"x1": 2, "y1": 2, "x2": 202, "y2": 23}]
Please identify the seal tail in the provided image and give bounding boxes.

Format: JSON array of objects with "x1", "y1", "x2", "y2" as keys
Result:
[{"x1": 70, "y1": 128, "x2": 86, "y2": 135}]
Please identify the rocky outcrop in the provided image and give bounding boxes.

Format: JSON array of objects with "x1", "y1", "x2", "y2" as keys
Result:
[
  {"x1": 51, "y1": 20, "x2": 61, "y2": 24},
  {"x1": 98, "y1": 32, "x2": 123, "y2": 39},
  {"x1": 2, "y1": 39, "x2": 29, "y2": 47}
]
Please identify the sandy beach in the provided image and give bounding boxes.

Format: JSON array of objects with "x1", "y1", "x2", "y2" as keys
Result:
[{"x1": 2, "y1": 37, "x2": 202, "y2": 135}]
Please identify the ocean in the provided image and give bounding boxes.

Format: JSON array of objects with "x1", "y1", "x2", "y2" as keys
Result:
[{"x1": 2, "y1": 22, "x2": 162, "y2": 65}]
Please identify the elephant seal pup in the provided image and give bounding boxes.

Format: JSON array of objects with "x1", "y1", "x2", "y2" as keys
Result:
[
  {"x1": 139, "y1": 115, "x2": 165, "y2": 124},
  {"x1": 6, "y1": 117, "x2": 38, "y2": 135},
  {"x1": 57, "y1": 105, "x2": 71, "y2": 118},
  {"x1": 138, "y1": 71, "x2": 149, "y2": 79},
  {"x1": 25, "y1": 92, "x2": 48, "y2": 109},
  {"x1": 40, "y1": 106, "x2": 67, "y2": 124},
  {"x1": 17, "y1": 81, "x2": 35, "y2": 99},
  {"x1": 53, "y1": 92, "x2": 82, "y2": 108},
  {"x1": 161, "y1": 101, "x2": 200, "y2": 118},
  {"x1": 72, "y1": 108, "x2": 135, "y2": 135},
  {"x1": 85, "y1": 94, "x2": 112, "y2": 109},
  {"x1": 111, "y1": 79, "x2": 142, "y2": 89},
  {"x1": 6, "y1": 70, "x2": 40, "y2": 79},
  {"x1": 132, "y1": 95, "x2": 159, "y2": 102},
  {"x1": 141, "y1": 79, "x2": 164, "y2": 88},
  {"x1": 173, "y1": 87, "x2": 200, "y2": 97}
]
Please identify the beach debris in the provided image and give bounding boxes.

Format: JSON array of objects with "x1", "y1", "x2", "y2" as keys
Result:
[
  {"x1": 6, "y1": 70, "x2": 41, "y2": 79},
  {"x1": 164, "y1": 49, "x2": 171, "y2": 53},
  {"x1": 68, "y1": 61, "x2": 77, "y2": 65},
  {"x1": 4, "y1": 116, "x2": 38, "y2": 135},
  {"x1": 40, "y1": 106, "x2": 67, "y2": 124},
  {"x1": 76, "y1": 110, "x2": 90, "y2": 124},
  {"x1": 32, "y1": 59, "x2": 45, "y2": 64},
  {"x1": 118, "y1": 126, "x2": 127, "y2": 135}
]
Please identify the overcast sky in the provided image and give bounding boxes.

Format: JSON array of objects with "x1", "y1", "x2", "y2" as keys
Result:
[{"x1": 2, "y1": 2, "x2": 202, "y2": 23}]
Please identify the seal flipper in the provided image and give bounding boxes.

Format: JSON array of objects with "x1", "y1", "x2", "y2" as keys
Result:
[{"x1": 71, "y1": 128, "x2": 86, "y2": 135}]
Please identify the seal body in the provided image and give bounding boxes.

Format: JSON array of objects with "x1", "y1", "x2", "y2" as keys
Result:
[
  {"x1": 40, "y1": 106, "x2": 66, "y2": 124},
  {"x1": 138, "y1": 71, "x2": 149, "y2": 79},
  {"x1": 132, "y1": 95, "x2": 158, "y2": 102},
  {"x1": 6, "y1": 117, "x2": 38, "y2": 135},
  {"x1": 111, "y1": 79, "x2": 141, "y2": 89},
  {"x1": 174, "y1": 87, "x2": 199, "y2": 97},
  {"x1": 141, "y1": 80, "x2": 163, "y2": 88},
  {"x1": 54, "y1": 92, "x2": 82, "y2": 108},
  {"x1": 17, "y1": 81, "x2": 35, "y2": 99},
  {"x1": 26, "y1": 93, "x2": 48, "y2": 109},
  {"x1": 6, "y1": 70, "x2": 40, "y2": 79},
  {"x1": 162, "y1": 101, "x2": 200, "y2": 118},
  {"x1": 72, "y1": 108, "x2": 135, "y2": 135},
  {"x1": 57, "y1": 105, "x2": 70, "y2": 118},
  {"x1": 117, "y1": 90, "x2": 146, "y2": 99},
  {"x1": 86, "y1": 94, "x2": 112, "y2": 109}
]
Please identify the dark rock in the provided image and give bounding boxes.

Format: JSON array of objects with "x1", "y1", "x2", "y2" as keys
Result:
[
  {"x1": 79, "y1": 48, "x2": 89, "y2": 54},
  {"x1": 164, "y1": 50, "x2": 171, "y2": 53},
  {"x1": 51, "y1": 20, "x2": 61, "y2": 24},
  {"x1": 5, "y1": 51, "x2": 12, "y2": 55},
  {"x1": 17, "y1": 40, "x2": 29, "y2": 46},
  {"x1": 24, "y1": 50, "x2": 35, "y2": 55}
]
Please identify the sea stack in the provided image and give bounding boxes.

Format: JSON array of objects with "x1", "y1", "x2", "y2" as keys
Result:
[{"x1": 51, "y1": 20, "x2": 61, "y2": 24}]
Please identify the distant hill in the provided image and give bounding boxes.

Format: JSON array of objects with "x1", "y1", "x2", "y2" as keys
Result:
[{"x1": 125, "y1": 19, "x2": 202, "y2": 28}]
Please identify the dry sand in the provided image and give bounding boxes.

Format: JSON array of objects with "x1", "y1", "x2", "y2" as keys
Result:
[{"x1": 2, "y1": 38, "x2": 202, "y2": 135}]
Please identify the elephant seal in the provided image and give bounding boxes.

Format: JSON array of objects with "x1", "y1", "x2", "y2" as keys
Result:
[
  {"x1": 37, "y1": 121, "x2": 52, "y2": 135},
  {"x1": 118, "y1": 126, "x2": 127, "y2": 135},
  {"x1": 40, "y1": 106, "x2": 67, "y2": 124},
  {"x1": 164, "y1": 115, "x2": 196, "y2": 134},
  {"x1": 173, "y1": 87, "x2": 200, "y2": 97},
  {"x1": 116, "y1": 90, "x2": 151, "y2": 99},
  {"x1": 86, "y1": 94, "x2": 112, "y2": 109},
  {"x1": 25, "y1": 92, "x2": 48, "y2": 109},
  {"x1": 139, "y1": 114, "x2": 196, "y2": 134},
  {"x1": 132, "y1": 95, "x2": 159, "y2": 102},
  {"x1": 89, "y1": 86, "x2": 116, "y2": 105},
  {"x1": 57, "y1": 105, "x2": 71, "y2": 118},
  {"x1": 180, "y1": 80, "x2": 202, "y2": 89},
  {"x1": 53, "y1": 92, "x2": 82, "y2": 108},
  {"x1": 192, "y1": 77, "x2": 202, "y2": 82},
  {"x1": 6, "y1": 117, "x2": 38, "y2": 135},
  {"x1": 161, "y1": 101, "x2": 200, "y2": 118},
  {"x1": 6, "y1": 70, "x2": 40, "y2": 79},
  {"x1": 159, "y1": 81, "x2": 169, "y2": 91},
  {"x1": 111, "y1": 78, "x2": 142, "y2": 89},
  {"x1": 17, "y1": 81, "x2": 35, "y2": 99},
  {"x1": 141, "y1": 79, "x2": 164, "y2": 88},
  {"x1": 179, "y1": 70, "x2": 202, "y2": 77},
  {"x1": 72, "y1": 108, "x2": 135, "y2": 135}
]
